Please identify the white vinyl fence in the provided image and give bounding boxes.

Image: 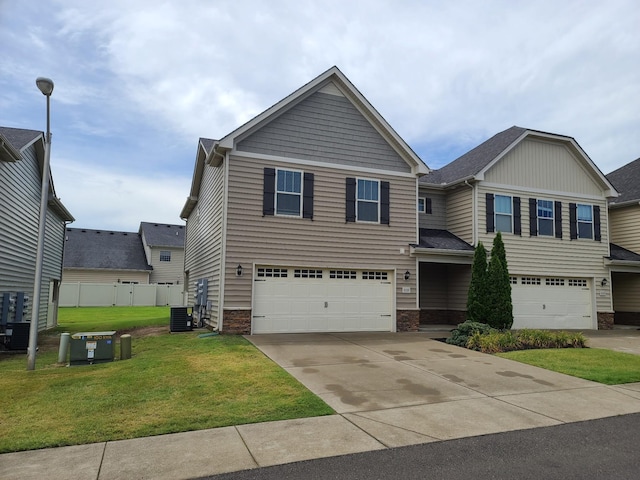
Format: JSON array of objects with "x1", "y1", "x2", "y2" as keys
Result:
[{"x1": 60, "y1": 283, "x2": 184, "y2": 307}]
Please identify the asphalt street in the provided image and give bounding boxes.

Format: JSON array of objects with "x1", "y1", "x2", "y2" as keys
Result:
[{"x1": 198, "y1": 413, "x2": 640, "y2": 480}]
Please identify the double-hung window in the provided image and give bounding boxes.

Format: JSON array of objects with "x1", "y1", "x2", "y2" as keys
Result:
[
  {"x1": 577, "y1": 204, "x2": 593, "y2": 239},
  {"x1": 275, "y1": 169, "x2": 302, "y2": 216},
  {"x1": 537, "y1": 200, "x2": 554, "y2": 236},
  {"x1": 357, "y1": 178, "x2": 379, "y2": 222},
  {"x1": 418, "y1": 197, "x2": 432, "y2": 214},
  {"x1": 494, "y1": 195, "x2": 513, "y2": 233}
]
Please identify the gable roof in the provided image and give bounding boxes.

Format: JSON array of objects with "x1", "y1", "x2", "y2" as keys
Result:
[
  {"x1": 64, "y1": 228, "x2": 152, "y2": 271},
  {"x1": 139, "y1": 222, "x2": 185, "y2": 248},
  {"x1": 607, "y1": 157, "x2": 640, "y2": 206},
  {"x1": 421, "y1": 126, "x2": 617, "y2": 198},
  {"x1": 212, "y1": 66, "x2": 429, "y2": 175},
  {"x1": 0, "y1": 126, "x2": 41, "y2": 153}
]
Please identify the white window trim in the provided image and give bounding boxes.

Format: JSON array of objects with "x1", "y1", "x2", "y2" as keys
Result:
[
  {"x1": 275, "y1": 168, "x2": 303, "y2": 218},
  {"x1": 494, "y1": 194, "x2": 513, "y2": 233},
  {"x1": 577, "y1": 204, "x2": 594, "y2": 239},
  {"x1": 418, "y1": 197, "x2": 426, "y2": 213},
  {"x1": 537, "y1": 198, "x2": 554, "y2": 237},
  {"x1": 356, "y1": 177, "x2": 380, "y2": 223}
]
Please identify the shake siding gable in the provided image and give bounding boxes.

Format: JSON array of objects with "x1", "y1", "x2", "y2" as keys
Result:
[
  {"x1": 184, "y1": 161, "x2": 225, "y2": 326},
  {"x1": 223, "y1": 155, "x2": 417, "y2": 310},
  {"x1": 237, "y1": 90, "x2": 411, "y2": 173}
]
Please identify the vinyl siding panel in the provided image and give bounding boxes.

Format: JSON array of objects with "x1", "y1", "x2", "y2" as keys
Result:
[
  {"x1": 418, "y1": 189, "x2": 446, "y2": 229},
  {"x1": 446, "y1": 186, "x2": 473, "y2": 243},
  {"x1": 419, "y1": 263, "x2": 470, "y2": 311},
  {"x1": 237, "y1": 90, "x2": 411, "y2": 173},
  {"x1": 149, "y1": 247, "x2": 185, "y2": 284},
  {"x1": 612, "y1": 272, "x2": 640, "y2": 311},
  {"x1": 224, "y1": 155, "x2": 418, "y2": 310},
  {"x1": 183, "y1": 159, "x2": 225, "y2": 326},
  {"x1": 477, "y1": 184, "x2": 612, "y2": 312},
  {"x1": 485, "y1": 139, "x2": 603, "y2": 196},
  {"x1": 62, "y1": 269, "x2": 150, "y2": 284},
  {"x1": 609, "y1": 206, "x2": 640, "y2": 253},
  {"x1": 0, "y1": 143, "x2": 67, "y2": 329}
]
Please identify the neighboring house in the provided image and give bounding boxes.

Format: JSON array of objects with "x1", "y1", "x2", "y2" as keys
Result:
[
  {"x1": 181, "y1": 66, "x2": 429, "y2": 334},
  {"x1": 418, "y1": 126, "x2": 618, "y2": 330},
  {"x1": 63, "y1": 228, "x2": 152, "y2": 284},
  {"x1": 139, "y1": 222, "x2": 186, "y2": 285},
  {"x1": 606, "y1": 158, "x2": 640, "y2": 325},
  {"x1": 0, "y1": 126, "x2": 74, "y2": 331}
]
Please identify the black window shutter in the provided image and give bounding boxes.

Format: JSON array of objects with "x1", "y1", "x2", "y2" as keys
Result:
[
  {"x1": 426, "y1": 197, "x2": 432, "y2": 214},
  {"x1": 345, "y1": 177, "x2": 356, "y2": 222},
  {"x1": 569, "y1": 203, "x2": 577, "y2": 239},
  {"x1": 594, "y1": 205, "x2": 601, "y2": 241},
  {"x1": 529, "y1": 198, "x2": 537, "y2": 236},
  {"x1": 263, "y1": 168, "x2": 275, "y2": 216},
  {"x1": 380, "y1": 181, "x2": 390, "y2": 225},
  {"x1": 303, "y1": 172, "x2": 314, "y2": 219},
  {"x1": 513, "y1": 196, "x2": 521, "y2": 235},
  {"x1": 554, "y1": 201, "x2": 563, "y2": 239},
  {"x1": 486, "y1": 193, "x2": 495, "y2": 233}
]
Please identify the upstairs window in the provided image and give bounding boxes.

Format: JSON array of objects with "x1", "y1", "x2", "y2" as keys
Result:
[
  {"x1": 537, "y1": 200, "x2": 554, "y2": 236},
  {"x1": 495, "y1": 195, "x2": 513, "y2": 233},
  {"x1": 569, "y1": 203, "x2": 601, "y2": 241},
  {"x1": 159, "y1": 250, "x2": 171, "y2": 262},
  {"x1": 418, "y1": 197, "x2": 432, "y2": 214},
  {"x1": 276, "y1": 169, "x2": 302, "y2": 216},
  {"x1": 486, "y1": 193, "x2": 521, "y2": 235},
  {"x1": 357, "y1": 179, "x2": 379, "y2": 222},
  {"x1": 263, "y1": 168, "x2": 314, "y2": 219},
  {"x1": 577, "y1": 204, "x2": 593, "y2": 239}
]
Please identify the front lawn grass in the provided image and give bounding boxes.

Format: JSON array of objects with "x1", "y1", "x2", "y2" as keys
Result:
[
  {"x1": 56, "y1": 306, "x2": 172, "y2": 332},
  {"x1": 498, "y1": 348, "x2": 640, "y2": 385},
  {"x1": 0, "y1": 307, "x2": 333, "y2": 453}
]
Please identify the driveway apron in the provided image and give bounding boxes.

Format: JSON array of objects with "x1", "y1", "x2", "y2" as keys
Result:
[{"x1": 247, "y1": 332, "x2": 640, "y2": 445}]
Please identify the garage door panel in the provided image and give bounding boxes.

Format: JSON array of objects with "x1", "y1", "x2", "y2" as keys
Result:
[
  {"x1": 511, "y1": 278, "x2": 592, "y2": 329},
  {"x1": 253, "y1": 268, "x2": 393, "y2": 333}
]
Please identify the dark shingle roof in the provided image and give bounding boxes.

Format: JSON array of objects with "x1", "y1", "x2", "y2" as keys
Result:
[
  {"x1": 421, "y1": 126, "x2": 527, "y2": 185},
  {"x1": 64, "y1": 228, "x2": 152, "y2": 270},
  {"x1": 607, "y1": 158, "x2": 640, "y2": 204},
  {"x1": 609, "y1": 243, "x2": 640, "y2": 263},
  {"x1": 0, "y1": 126, "x2": 41, "y2": 150},
  {"x1": 139, "y1": 222, "x2": 185, "y2": 247},
  {"x1": 415, "y1": 229, "x2": 475, "y2": 251}
]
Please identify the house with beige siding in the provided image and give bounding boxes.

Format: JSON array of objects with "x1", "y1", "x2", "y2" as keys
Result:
[
  {"x1": 417, "y1": 126, "x2": 619, "y2": 330},
  {"x1": 181, "y1": 67, "x2": 429, "y2": 333},
  {"x1": 139, "y1": 222, "x2": 186, "y2": 285},
  {"x1": 0, "y1": 126, "x2": 73, "y2": 334},
  {"x1": 606, "y1": 158, "x2": 640, "y2": 325}
]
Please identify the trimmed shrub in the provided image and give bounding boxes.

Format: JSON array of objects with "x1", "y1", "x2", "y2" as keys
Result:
[
  {"x1": 446, "y1": 320, "x2": 494, "y2": 347},
  {"x1": 486, "y1": 232, "x2": 513, "y2": 330},
  {"x1": 466, "y1": 242, "x2": 489, "y2": 323}
]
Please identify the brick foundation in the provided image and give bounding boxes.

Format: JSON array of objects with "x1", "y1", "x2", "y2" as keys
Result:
[
  {"x1": 597, "y1": 312, "x2": 614, "y2": 330},
  {"x1": 222, "y1": 309, "x2": 251, "y2": 334},
  {"x1": 396, "y1": 310, "x2": 420, "y2": 332},
  {"x1": 614, "y1": 312, "x2": 640, "y2": 326},
  {"x1": 420, "y1": 309, "x2": 466, "y2": 326}
]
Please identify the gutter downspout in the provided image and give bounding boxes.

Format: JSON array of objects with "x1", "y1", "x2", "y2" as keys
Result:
[
  {"x1": 217, "y1": 149, "x2": 230, "y2": 332},
  {"x1": 464, "y1": 180, "x2": 476, "y2": 246}
]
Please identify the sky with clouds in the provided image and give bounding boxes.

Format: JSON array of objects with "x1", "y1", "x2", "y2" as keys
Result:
[{"x1": 1, "y1": 0, "x2": 639, "y2": 232}]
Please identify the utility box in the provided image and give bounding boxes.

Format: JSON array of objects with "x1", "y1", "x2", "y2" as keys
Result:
[
  {"x1": 70, "y1": 331, "x2": 116, "y2": 365},
  {"x1": 170, "y1": 307, "x2": 193, "y2": 332}
]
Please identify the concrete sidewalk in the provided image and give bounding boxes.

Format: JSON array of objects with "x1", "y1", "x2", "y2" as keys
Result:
[{"x1": 3, "y1": 332, "x2": 640, "y2": 480}]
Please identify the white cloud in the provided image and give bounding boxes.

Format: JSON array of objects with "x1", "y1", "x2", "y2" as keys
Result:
[{"x1": 2, "y1": 0, "x2": 640, "y2": 230}]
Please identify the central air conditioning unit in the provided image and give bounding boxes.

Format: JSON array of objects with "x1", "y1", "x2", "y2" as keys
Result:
[{"x1": 170, "y1": 306, "x2": 193, "y2": 332}]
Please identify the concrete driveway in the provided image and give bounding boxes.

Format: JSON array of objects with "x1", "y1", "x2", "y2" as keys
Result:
[{"x1": 248, "y1": 332, "x2": 640, "y2": 446}]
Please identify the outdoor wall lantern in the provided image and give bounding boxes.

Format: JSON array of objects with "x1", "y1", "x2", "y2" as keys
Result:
[
  {"x1": 236, "y1": 265, "x2": 243, "y2": 277},
  {"x1": 601, "y1": 278, "x2": 608, "y2": 287},
  {"x1": 404, "y1": 270, "x2": 410, "y2": 281}
]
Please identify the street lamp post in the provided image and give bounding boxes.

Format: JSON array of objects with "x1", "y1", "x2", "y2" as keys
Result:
[{"x1": 27, "y1": 77, "x2": 54, "y2": 371}]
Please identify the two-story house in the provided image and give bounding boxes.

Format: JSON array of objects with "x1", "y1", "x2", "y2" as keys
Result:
[
  {"x1": 1, "y1": 126, "x2": 74, "y2": 331},
  {"x1": 417, "y1": 127, "x2": 618, "y2": 330},
  {"x1": 182, "y1": 69, "x2": 621, "y2": 333},
  {"x1": 181, "y1": 67, "x2": 429, "y2": 334},
  {"x1": 139, "y1": 222, "x2": 186, "y2": 285},
  {"x1": 606, "y1": 158, "x2": 640, "y2": 325}
]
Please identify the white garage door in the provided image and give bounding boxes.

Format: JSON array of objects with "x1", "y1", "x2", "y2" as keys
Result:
[
  {"x1": 252, "y1": 267, "x2": 393, "y2": 334},
  {"x1": 511, "y1": 277, "x2": 593, "y2": 329}
]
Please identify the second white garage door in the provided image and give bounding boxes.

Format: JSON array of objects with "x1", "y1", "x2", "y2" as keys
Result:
[
  {"x1": 252, "y1": 267, "x2": 394, "y2": 334},
  {"x1": 511, "y1": 277, "x2": 593, "y2": 329}
]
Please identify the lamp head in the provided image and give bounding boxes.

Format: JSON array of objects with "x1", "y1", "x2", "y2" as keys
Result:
[{"x1": 36, "y1": 77, "x2": 54, "y2": 96}]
